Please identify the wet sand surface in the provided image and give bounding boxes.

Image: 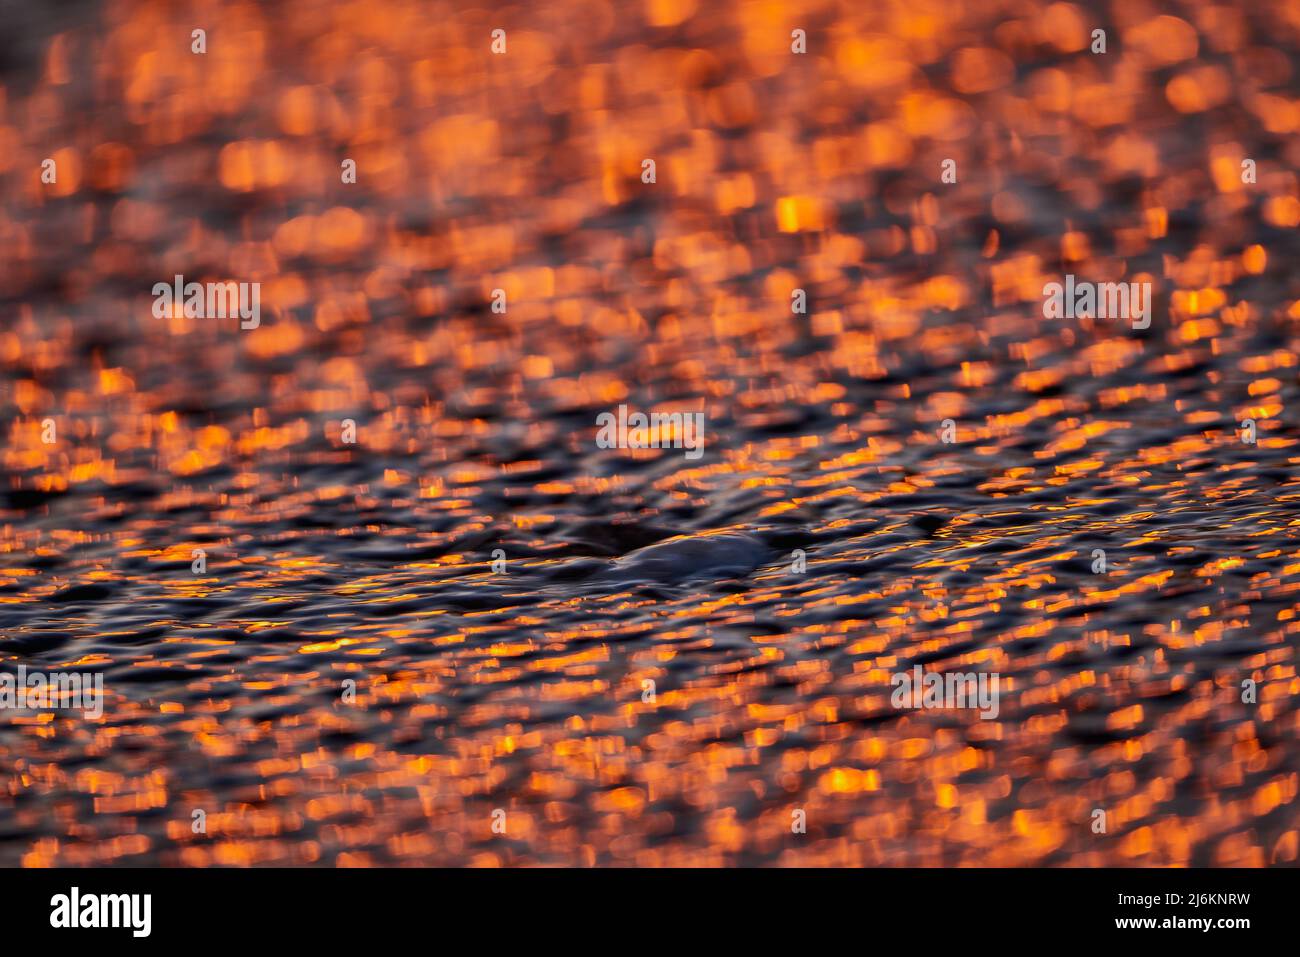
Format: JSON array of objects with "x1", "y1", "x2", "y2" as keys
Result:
[{"x1": 2, "y1": 1, "x2": 1300, "y2": 865}]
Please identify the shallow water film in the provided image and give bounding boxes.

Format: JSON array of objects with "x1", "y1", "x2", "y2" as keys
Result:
[{"x1": 2, "y1": 0, "x2": 1300, "y2": 867}]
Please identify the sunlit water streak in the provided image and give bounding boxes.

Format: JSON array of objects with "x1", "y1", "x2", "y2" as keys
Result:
[{"x1": 1, "y1": 0, "x2": 1299, "y2": 865}]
